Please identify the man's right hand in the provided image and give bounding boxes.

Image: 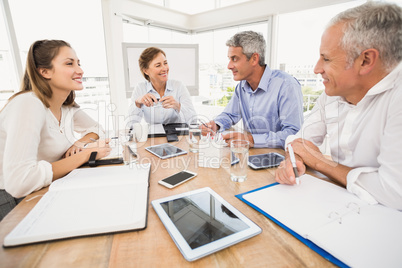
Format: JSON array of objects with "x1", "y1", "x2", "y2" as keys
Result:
[
  {"x1": 200, "y1": 120, "x2": 219, "y2": 136},
  {"x1": 275, "y1": 153, "x2": 306, "y2": 185}
]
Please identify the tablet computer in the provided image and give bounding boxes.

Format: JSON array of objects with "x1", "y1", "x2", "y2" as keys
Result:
[
  {"x1": 151, "y1": 187, "x2": 262, "y2": 261},
  {"x1": 248, "y1": 152, "x2": 285, "y2": 170},
  {"x1": 145, "y1": 143, "x2": 187, "y2": 159}
]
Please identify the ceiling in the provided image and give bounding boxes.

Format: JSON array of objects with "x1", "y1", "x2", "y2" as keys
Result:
[
  {"x1": 116, "y1": 0, "x2": 354, "y2": 33},
  {"x1": 139, "y1": 0, "x2": 253, "y2": 15}
]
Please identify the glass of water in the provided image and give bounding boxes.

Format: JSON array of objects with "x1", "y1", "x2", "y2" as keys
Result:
[
  {"x1": 230, "y1": 140, "x2": 249, "y2": 182},
  {"x1": 188, "y1": 123, "x2": 201, "y2": 153},
  {"x1": 119, "y1": 129, "x2": 138, "y2": 164}
]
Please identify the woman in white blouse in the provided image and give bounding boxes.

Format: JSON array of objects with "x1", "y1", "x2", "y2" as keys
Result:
[
  {"x1": 0, "y1": 40, "x2": 111, "y2": 220},
  {"x1": 128, "y1": 47, "x2": 196, "y2": 126}
]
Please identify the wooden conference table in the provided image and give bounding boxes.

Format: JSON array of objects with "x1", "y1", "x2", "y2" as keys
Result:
[{"x1": 0, "y1": 136, "x2": 337, "y2": 268}]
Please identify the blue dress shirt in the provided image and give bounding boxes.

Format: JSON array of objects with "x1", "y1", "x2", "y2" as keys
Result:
[{"x1": 214, "y1": 66, "x2": 303, "y2": 148}]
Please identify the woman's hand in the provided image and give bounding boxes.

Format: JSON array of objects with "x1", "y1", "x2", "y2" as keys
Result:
[
  {"x1": 64, "y1": 139, "x2": 111, "y2": 159},
  {"x1": 135, "y1": 93, "x2": 158, "y2": 108},
  {"x1": 160, "y1": 96, "x2": 180, "y2": 111},
  {"x1": 85, "y1": 139, "x2": 112, "y2": 160},
  {"x1": 64, "y1": 142, "x2": 85, "y2": 157}
]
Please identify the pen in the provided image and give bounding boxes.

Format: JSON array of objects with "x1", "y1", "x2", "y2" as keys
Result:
[
  {"x1": 128, "y1": 145, "x2": 137, "y2": 157},
  {"x1": 287, "y1": 144, "x2": 300, "y2": 185},
  {"x1": 201, "y1": 122, "x2": 216, "y2": 135}
]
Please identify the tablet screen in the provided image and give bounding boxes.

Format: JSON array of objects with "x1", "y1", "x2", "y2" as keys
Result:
[
  {"x1": 145, "y1": 143, "x2": 187, "y2": 159},
  {"x1": 248, "y1": 153, "x2": 284, "y2": 169},
  {"x1": 160, "y1": 191, "x2": 248, "y2": 249}
]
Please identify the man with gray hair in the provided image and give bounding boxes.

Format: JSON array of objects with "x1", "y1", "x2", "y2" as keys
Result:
[
  {"x1": 203, "y1": 31, "x2": 304, "y2": 148},
  {"x1": 276, "y1": 2, "x2": 402, "y2": 210}
]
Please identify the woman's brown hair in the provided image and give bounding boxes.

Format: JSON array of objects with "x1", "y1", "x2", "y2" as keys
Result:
[
  {"x1": 138, "y1": 47, "x2": 166, "y2": 82},
  {"x1": 6, "y1": 40, "x2": 76, "y2": 108}
]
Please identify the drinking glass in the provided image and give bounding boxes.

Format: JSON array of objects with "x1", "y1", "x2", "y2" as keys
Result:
[
  {"x1": 188, "y1": 123, "x2": 201, "y2": 153},
  {"x1": 230, "y1": 140, "x2": 249, "y2": 182}
]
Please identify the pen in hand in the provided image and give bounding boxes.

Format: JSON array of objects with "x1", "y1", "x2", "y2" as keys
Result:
[
  {"x1": 287, "y1": 144, "x2": 300, "y2": 185},
  {"x1": 201, "y1": 122, "x2": 216, "y2": 135}
]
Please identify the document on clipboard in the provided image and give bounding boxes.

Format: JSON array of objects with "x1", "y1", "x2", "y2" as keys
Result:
[{"x1": 236, "y1": 174, "x2": 402, "y2": 268}]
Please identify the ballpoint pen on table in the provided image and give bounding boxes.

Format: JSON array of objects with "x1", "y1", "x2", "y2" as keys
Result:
[{"x1": 287, "y1": 144, "x2": 300, "y2": 185}]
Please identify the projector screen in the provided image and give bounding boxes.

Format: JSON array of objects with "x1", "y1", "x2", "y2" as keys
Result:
[{"x1": 122, "y1": 43, "x2": 199, "y2": 98}]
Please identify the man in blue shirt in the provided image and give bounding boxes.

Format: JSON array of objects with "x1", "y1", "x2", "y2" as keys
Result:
[{"x1": 204, "y1": 31, "x2": 304, "y2": 148}]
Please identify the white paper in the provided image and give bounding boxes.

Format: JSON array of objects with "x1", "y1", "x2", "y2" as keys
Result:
[
  {"x1": 149, "y1": 124, "x2": 166, "y2": 135},
  {"x1": 242, "y1": 174, "x2": 402, "y2": 268},
  {"x1": 50, "y1": 164, "x2": 150, "y2": 191},
  {"x1": 4, "y1": 163, "x2": 151, "y2": 247},
  {"x1": 100, "y1": 144, "x2": 123, "y2": 160}
]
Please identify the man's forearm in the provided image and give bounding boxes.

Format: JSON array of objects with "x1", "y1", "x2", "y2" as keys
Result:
[{"x1": 309, "y1": 157, "x2": 351, "y2": 186}]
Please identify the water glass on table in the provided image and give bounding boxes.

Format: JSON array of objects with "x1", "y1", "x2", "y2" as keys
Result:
[
  {"x1": 230, "y1": 140, "x2": 249, "y2": 182},
  {"x1": 188, "y1": 123, "x2": 201, "y2": 153},
  {"x1": 119, "y1": 129, "x2": 138, "y2": 164}
]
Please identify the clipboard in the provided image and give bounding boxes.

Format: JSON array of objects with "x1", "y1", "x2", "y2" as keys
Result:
[
  {"x1": 236, "y1": 183, "x2": 346, "y2": 268},
  {"x1": 236, "y1": 174, "x2": 402, "y2": 268}
]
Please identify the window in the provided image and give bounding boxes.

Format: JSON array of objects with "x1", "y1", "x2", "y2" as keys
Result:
[
  {"x1": 2, "y1": 0, "x2": 111, "y2": 128},
  {"x1": 0, "y1": 4, "x2": 19, "y2": 108},
  {"x1": 276, "y1": 0, "x2": 366, "y2": 112}
]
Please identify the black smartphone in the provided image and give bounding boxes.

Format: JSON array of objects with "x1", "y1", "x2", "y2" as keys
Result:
[
  {"x1": 158, "y1": 170, "x2": 197, "y2": 189},
  {"x1": 167, "y1": 133, "x2": 179, "y2": 142}
]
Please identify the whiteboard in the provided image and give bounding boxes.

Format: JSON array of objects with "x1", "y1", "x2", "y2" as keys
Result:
[{"x1": 122, "y1": 43, "x2": 199, "y2": 98}]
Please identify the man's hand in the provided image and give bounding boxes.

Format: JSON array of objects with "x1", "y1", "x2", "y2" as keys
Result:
[
  {"x1": 200, "y1": 120, "x2": 219, "y2": 136},
  {"x1": 289, "y1": 138, "x2": 351, "y2": 186},
  {"x1": 275, "y1": 154, "x2": 306, "y2": 185},
  {"x1": 291, "y1": 138, "x2": 324, "y2": 169},
  {"x1": 222, "y1": 131, "x2": 254, "y2": 147}
]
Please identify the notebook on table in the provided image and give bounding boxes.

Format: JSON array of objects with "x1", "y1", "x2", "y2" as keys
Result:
[
  {"x1": 3, "y1": 163, "x2": 151, "y2": 247},
  {"x1": 236, "y1": 174, "x2": 402, "y2": 268}
]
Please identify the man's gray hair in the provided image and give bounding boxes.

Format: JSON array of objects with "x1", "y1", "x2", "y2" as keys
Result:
[
  {"x1": 226, "y1": 31, "x2": 266, "y2": 66},
  {"x1": 328, "y1": 2, "x2": 402, "y2": 71}
]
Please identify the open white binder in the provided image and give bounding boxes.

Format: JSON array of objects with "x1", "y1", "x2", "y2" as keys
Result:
[
  {"x1": 237, "y1": 174, "x2": 402, "y2": 268},
  {"x1": 3, "y1": 163, "x2": 151, "y2": 247}
]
